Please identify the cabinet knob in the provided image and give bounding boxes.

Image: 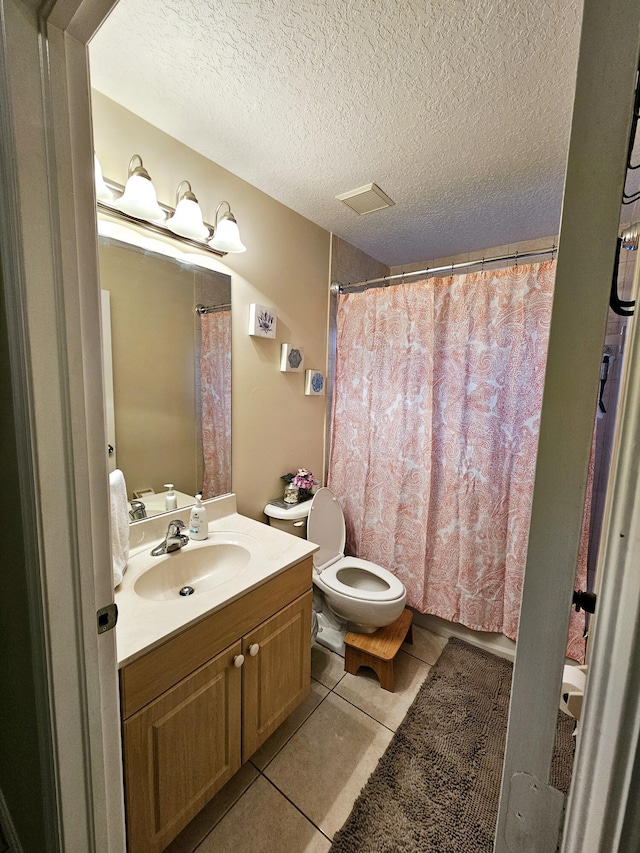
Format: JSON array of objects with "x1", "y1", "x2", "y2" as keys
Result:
[
  {"x1": 249, "y1": 643, "x2": 260, "y2": 657},
  {"x1": 233, "y1": 654, "x2": 245, "y2": 668}
]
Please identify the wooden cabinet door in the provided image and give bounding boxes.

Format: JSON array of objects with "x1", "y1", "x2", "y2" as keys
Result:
[
  {"x1": 242, "y1": 591, "x2": 312, "y2": 760},
  {"x1": 122, "y1": 641, "x2": 242, "y2": 853}
]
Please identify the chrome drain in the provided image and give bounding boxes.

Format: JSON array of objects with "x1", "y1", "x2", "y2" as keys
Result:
[{"x1": 179, "y1": 586, "x2": 195, "y2": 596}]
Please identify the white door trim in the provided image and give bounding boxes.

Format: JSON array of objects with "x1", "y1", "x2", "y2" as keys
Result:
[
  {"x1": 495, "y1": 1, "x2": 640, "y2": 850},
  {"x1": 0, "y1": 1, "x2": 123, "y2": 850},
  {"x1": 562, "y1": 252, "x2": 640, "y2": 850},
  {"x1": 5, "y1": 0, "x2": 640, "y2": 850}
]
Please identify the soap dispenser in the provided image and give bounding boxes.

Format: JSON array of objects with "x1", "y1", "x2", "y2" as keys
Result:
[
  {"x1": 164, "y1": 484, "x2": 177, "y2": 511},
  {"x1": 189, "y1": 494, "x2": 208, "y2": 540}
]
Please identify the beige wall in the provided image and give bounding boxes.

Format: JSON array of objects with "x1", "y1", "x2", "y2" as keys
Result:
[
  {"x1": 92, "y1": 92, "x2": 331, "y2": 520},
  {"x1": 389, "y1": 234, "x2": 557, "y2": 278},
  {"x1": 331, "y1": 234, "x2": 389, "y2": 285}
]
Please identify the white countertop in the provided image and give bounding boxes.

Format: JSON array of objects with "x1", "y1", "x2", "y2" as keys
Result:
[{"x1": 115, "y1": 495, "x2": 318, "y2": 668}]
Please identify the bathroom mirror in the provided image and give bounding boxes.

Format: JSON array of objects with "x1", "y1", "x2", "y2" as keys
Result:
[{"x1": 99, "y1": 235, "x2": 231, "y2": 521}]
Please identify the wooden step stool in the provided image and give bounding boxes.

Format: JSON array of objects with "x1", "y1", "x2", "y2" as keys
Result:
[{"x1": 343, "y1": 608, "x2": 413, "y2": 692}]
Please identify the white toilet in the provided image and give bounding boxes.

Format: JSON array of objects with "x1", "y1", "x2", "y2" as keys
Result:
[
  {"x1": 308, "y1": 486, "x2": 406, "y2": 629},
  {"x1": 265, "y1": 487, "x2": 406, "y2": 654}
]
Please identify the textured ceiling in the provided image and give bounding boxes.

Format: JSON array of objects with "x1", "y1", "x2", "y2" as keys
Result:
[{"x1": 89, "y1": 0, "x2": 583, "y2": 266}]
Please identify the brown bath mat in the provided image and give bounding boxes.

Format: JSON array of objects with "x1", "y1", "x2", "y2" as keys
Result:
[{"x1": 330, "y1": 637, "x2": 575, "y2": 853}]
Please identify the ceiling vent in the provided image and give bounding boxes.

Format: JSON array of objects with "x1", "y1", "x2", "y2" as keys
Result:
[{"x1": 335, "y1": 183, "x2": 395, "y2": 215}]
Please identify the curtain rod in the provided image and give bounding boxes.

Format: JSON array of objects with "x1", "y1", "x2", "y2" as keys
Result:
[
  {"x1": 332, "y1": 246, "x2": 558, "y2": 294},
  {"x1": 194, "y1": 302, "x2": 231, "y2": 315}
]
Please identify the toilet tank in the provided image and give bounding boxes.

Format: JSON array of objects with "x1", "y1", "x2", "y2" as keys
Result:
[{"x1": 263, "y1": 499, "x2": 311, "y2": 538}]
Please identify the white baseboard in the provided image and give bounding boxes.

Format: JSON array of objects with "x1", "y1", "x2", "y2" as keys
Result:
[{"x1": 411, "y1": 609, "x2": 517, "y2": 662}]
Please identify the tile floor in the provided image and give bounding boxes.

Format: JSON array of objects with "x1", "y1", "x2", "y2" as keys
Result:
[{"x1": 165, "y1": 624, "x2": 448, "y2": 853}]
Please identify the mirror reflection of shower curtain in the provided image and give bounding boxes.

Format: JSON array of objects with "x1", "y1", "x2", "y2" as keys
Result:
[
  {"x1": 200, "y1": 309, "x2": 232, "y2": 498},
  {"x1": 328, "y1": 261, "x2": 590, "y2": 663}
]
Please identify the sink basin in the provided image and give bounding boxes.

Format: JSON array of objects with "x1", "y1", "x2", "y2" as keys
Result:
[{"x1": 133, "y1": 532, "x2": 259, "y2": 601}]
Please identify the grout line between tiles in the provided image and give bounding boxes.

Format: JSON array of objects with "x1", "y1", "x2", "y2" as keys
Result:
[
  {"x1": 328, "y1": 689, "x2": 398, "y2": 734},
  {"x1": 192, "y1": 773, "x2": 263, "y2": 852},
  {"x1": 329, "y1": 670, "x2": 435, "y2": 734},
  {"x1": 400, "y1": 646, "x2": 442, "y2": 666},
  {"x1": 258, "y1": 773, "x2": 333, "y2": 844},
  {"x1": 403, "y1": 653, "x2": 439, "y2": 666},
  {"x1": 311, "y1": 673, "x2": 343, "y2": 689},
  {"x1": 188, "y1": 641, "x2": 445, "y2": 851},
  {"x1": 252, "y1": 687, "x2": 334, "y2": 773}
]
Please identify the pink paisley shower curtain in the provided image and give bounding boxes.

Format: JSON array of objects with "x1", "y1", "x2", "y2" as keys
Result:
[
  {"x1": 328, "y1": 261, "x2": 589, "y2": 662},
  {"x1": 200, "y1": 309, "x2": 231, "y2": 499}
]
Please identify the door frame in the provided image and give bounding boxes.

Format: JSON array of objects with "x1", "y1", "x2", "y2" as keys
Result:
[
  {"x1": 0, "y1": 1, "x2": 123, "y2": 850},
  {"x1": 3, "y1": 0, "x2": 640, "y2": 850},
  {"x1": 494, "y1": 1, "x2": 640, "y2": 849},
  {"x1": 562, "y1": 236, "x2": 640, "y2": 852}
]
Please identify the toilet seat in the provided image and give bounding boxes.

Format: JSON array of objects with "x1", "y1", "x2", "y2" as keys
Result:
[
  {"x1": 308, "y1": 488, "x2": 403, "y2": 603},
  {"x1": 320, "y1": 557, "x2": 405, "y2": 602}
]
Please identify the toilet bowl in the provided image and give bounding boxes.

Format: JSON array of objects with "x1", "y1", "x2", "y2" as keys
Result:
[{"x1": 306, "y1": 488, "x2": 406, "y2": 635}]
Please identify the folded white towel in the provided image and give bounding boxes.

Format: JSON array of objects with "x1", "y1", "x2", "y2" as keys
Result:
[{"x1": 109, "y1": 469, "x2": 129, "y2": 588}]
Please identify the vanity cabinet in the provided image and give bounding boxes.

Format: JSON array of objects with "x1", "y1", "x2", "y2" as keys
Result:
[
  {"x1": 242, "y1": 591, "x2": 312, "y2": 758},
  {"x1": 122, "y1": 642, "x2": 242, "y2": 851},
  {"x1": 119, "y1": 558, "x2": 312, "y2": 853}
]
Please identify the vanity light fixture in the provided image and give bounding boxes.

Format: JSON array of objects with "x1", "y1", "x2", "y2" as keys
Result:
[
  {"x1": 113, "y1": 154, "x2": 166, "y2": 222},
  {"x1": 94, "y1": 155, "x2": 114, "y2": 201},
  {"x1": 95, "y1": 154, "x2": 246, "y2": 257},
  {"x1": 208, "y1": 201, "x2": 246, "y2": 254},
  {"x1": 166, "y1": 181, "x2": 210, "y2": 241}
]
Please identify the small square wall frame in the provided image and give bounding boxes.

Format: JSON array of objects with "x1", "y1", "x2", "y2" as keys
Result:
[
  {"x1": 305, "y1": 370, "x2": 325, "y2": 395},
  {"x1": 248, "y1": 303, "x2": 277, "y2": 338},
  {"x1": 280, "y1": 343, "x2": 304, "y2": 372}
]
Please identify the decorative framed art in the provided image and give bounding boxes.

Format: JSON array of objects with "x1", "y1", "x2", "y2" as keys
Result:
[
  {"x1": 280, "y1": 343, "x2": 304, "y2": 372},
  {"x1": 305, "y1": 370, "x2": 325, "y2": 395},
  {"x1": 248, "y1": 303, "x2": 277, "y2": 338}
]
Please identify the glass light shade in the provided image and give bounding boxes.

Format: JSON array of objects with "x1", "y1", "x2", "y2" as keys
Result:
[
  {"x1": 208, "y1": 216, "x2": 246, "y2": 253},
  {"x1": 114, "y1": 173, "x2": 165, "y2": 222},
  {"x1": 94, "y1": 156, "x2": 114, "y2": 202},
  {"x1": 166, "y1": 198, "x2": 210, "y2": 241}
]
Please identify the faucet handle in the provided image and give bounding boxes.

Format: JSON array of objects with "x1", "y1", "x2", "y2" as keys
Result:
[{"x1": 150, "y1": 518, "x2": 189, "y2": 556}]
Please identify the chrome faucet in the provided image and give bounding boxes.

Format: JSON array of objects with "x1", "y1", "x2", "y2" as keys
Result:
[
  {"x1": 151, "y1": 519, "x2": 189, "y2": 556},
  {"x1": 129, "y1": 499, "x2": 147, "y2": 521}
]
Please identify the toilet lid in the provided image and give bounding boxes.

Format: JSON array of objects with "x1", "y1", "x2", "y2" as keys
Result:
[{"x1": 307, "y1": 487, "x2": 346, "y2": 571}]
